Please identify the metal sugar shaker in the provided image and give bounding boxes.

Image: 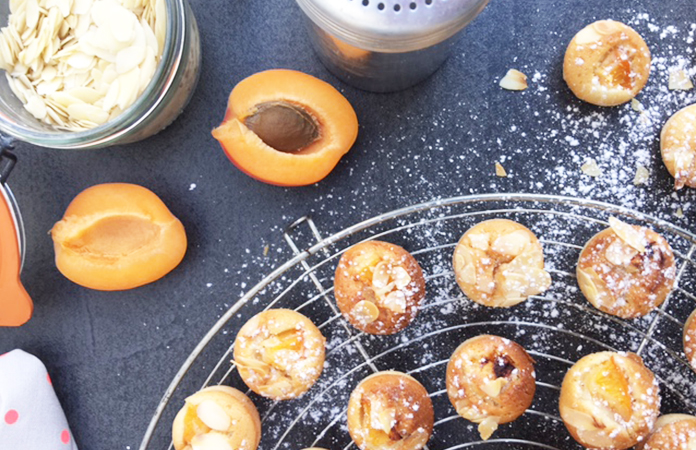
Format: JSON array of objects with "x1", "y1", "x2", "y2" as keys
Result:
[{"x1": 294, "y1": 0, "x2": 490, "y2": 92}]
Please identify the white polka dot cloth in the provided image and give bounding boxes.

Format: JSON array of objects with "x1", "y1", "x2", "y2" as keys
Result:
[{"x1": 0, "y1": 349, "x2": 78, "y2": 449}]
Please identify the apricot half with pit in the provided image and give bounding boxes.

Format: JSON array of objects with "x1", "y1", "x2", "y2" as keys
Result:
[
  {"x1": 51, "y1": 183, "x2": 187, "y2": 291},
  {"x1": 212, "y1": 69, "x2": 359, "y2": 186}
]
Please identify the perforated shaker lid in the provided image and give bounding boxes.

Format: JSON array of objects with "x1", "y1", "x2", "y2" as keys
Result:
[{"x1": 295, "y1": 0, "x2": 490, "y2": 53}]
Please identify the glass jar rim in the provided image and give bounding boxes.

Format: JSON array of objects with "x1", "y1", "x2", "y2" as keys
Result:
[{"x1": 0, "y1": 0, "x2": 187, "y2": 150}]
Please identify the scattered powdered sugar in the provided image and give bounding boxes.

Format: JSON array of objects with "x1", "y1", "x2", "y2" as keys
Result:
[{"x1": 171, "y1": 11, "x2": 696, "y2": 450}]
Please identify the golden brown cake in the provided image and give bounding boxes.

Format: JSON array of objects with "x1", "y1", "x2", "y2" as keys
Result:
[
  {"x1": 172, "y1": 385, "x2": 261, "y2": 450},
  {"x1": 452, "y1": 219, "x2": 551, "y2": 308},
  {"x1": 347, "y1": 371, "x2": 434, "y2": 450},
  {"x1": 233, "y1": 309, "x2": 326, "y2": 400},
  {"x1": 637, "y1": 414, "x2": 696, "y2": 450},
  {"x1": 661, "y1": 104, "x2": 696, "y2": 190},
  {"x1": 563, "y1": 20, "x2": 651, "y2": 106},
  {"x1": 683, "y1": 308, "x2": 696, "y2": 373},
  {"x1": 559, "y1": 351, "x2": 660, "y2": 449},
  {"x1": 446, "y1": 335, "x2": 536, "y2": 440},
  {"x1": 577, "y1": 217, "x2": 676, "y2": 319},
  {"x1": 334, "y1": 241, "x2": 426, "y2": 334}
]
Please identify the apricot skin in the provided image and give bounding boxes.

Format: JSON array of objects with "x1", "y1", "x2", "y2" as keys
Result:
[
  {"x1": 51, "y1": 183, "x2": 187, "y2": 291},
  {"x1": 212, "y1": 69, "x2": 359, "y2": 187}
]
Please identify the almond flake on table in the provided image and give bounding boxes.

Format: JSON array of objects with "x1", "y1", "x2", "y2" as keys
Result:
[
  {"x1": 633, "y1": 164, "x2": 649, "y2": 185},
  {"x1": 581, "y1": 159, "x2": 603, "y2": 178},
  {"x1": 495, "y1": 162, "x2": 507, "y2": 177},
  {"x1": 668, "y1": 69, "x2": 693, "y2": 90},
  {"x1": 499, "y1": 69, "x2": 528, "y2": 91},
  {"x1": 631, "y1": 98, "x2": 644, "y2": 113},
  {"x1": 675, "y1": 208, "x2": 684, "y2": 219}
]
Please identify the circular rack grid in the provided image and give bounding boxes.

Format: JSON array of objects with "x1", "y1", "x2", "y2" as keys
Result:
[{"x1": 140, "y1": 194, "x2": 696, "y2": 450}]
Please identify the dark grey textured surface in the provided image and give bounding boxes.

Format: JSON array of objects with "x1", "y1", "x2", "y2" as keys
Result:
[{"x1": 1, "y1": 0, "x2": 695, "y2": 449}]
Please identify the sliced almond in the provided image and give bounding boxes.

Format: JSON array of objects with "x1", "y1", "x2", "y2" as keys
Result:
[
  {"x1": 491, "y1": 230, "x2": 530, "y2": 257},
  {"x1": 460, "y1": 263, "x2": 477, "y2": 285},
  {"x1": 480, "y1": 377, "x2": 507, "y2": 398},
  {"x1": 522, "y1": 267, "x2": 552, "y2": 295},
  {"x1": 468, "y1": 233, "x2": 489, "y2": 251},
  {"x1": 381, "y1": 290, "x2": 407, "y2": 314},
  {"x1": 633, "y1": 164, "x2": 649, "y2": 186},
  {"x1": 370, "y1": 401, "x2": 396, "y2": 433},
  {"x1": 608, "y1": 216, "x2": 646, "y2": 253},
  {"x1": 391, "y1": 266, "x2": 411, "y2": 290},
  {"x1": 581, "y1": 159, "x2": 603, "y2": 178},
  {"x1": 372, "y1": 261, "x2": 390, "y2": 289},
  {"x1": 631, "y1": 98, "x2": 644, "y2": 112},
  {"x1": 574, "y1": 27, "x2": 602, "y2": 45},
  {"x1": 233, "y1": 355, "x2": 270, "y2": 378},
  {"x1": 352, "y1": 300, "x2": 379, "y2": 325},
  {"x1": 67, "y1": 102, "x2": 109, "y2": 124},
  {"x1": 495, "y1": 162, "x2": 507, "y2": 177},
  {"x1": 604, "y1": 239, "x2": 638, "y2": 267},
  {"x1": 25, "y1": 0, "x2": 40, "y2": 31},
  {"x1": 593, "y1": 20, "x2": 623, "y2": 35},
  {"x1": 478, "y1": 417, "x2": 499, "y2": 440},
  {"x1": 24, "y1": 93, "x2": 47, "y2": 119},
  {"x1": 562, "y1": 407, "x2": 600, "y2": 431},
  {"x1": 577, "y1": 268, "x2": 599, "y2": 303},
  {"x1": 196, "y1": 400, "x2": 231, "y2": 432},
  {"x1": 190, "y1": 432, "x2": 234, "y2": 450},
  {"x1": 669, "y1": 69, "x2": 694, "y2": 91},
  {"x1": 499, "y1": 69, "x2": 528, "y2": 91}
]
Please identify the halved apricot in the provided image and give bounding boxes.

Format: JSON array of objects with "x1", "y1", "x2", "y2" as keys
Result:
[
  {"x1": 51, "y1": 183, "x2": 187, "y2": 291},
  {"x1": 212, "y1": 69, "x2": 358, "y2": 186}
]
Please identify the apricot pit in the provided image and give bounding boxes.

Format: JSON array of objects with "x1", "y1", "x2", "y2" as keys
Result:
[
  {"x1": 51, "y1": 183, "x2": 187, "y2": 291},
  {"x1": 212, "y1": 69, "x2": 359, "y2": 186}
]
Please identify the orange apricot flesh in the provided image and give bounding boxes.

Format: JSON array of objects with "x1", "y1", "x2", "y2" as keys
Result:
[
  {"x1": 51, "y1": 183, "x2": 187, "y2": 291},
  {"x1": 587, "y1": 357, "x2": 632, "y2": 421},
  {"x1": 212, "y1": 69, "x2": 358, "y2": 186}
]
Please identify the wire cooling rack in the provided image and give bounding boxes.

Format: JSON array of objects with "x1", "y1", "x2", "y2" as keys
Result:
[{"x1": 140, "y1": 194, "x2": 696, "y2": 450}]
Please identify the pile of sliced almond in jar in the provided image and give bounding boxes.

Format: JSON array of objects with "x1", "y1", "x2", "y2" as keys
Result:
[{"x1": 0, "y1": 0, "x2": 166, "y2": 130}]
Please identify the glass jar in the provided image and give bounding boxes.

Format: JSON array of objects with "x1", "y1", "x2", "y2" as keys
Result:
[{"x1": 0, "y1": 0, "x2": 202, "y2": 149}]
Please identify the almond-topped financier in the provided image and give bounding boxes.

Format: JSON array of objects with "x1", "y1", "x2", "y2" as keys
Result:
[
  {"x1": 172, "y1": 386, "x2": 261, "y2": 450},
  {"x1": 334, "y1": 241, "x2": 426, "y2": 335},
  {"x1": 577, "y1": 217, "x2": 676, "y2": 319},
  {"x1": 452, "y1": 219, "x2": 551, "y2": 308},
  {"x1": 347, "y1": 371, "x2": 434, "y2": 450},
  {"x1": 233, "y1": 309, "x2": 325, "y2": 400},
  {"x1": 446, "y1": 335, "x2": 536, "y2": 440},
  {"x1": 683, "y1": 308, "x2": 696, "y2": 373},
  {"x1": 637, "y1": 414, "x2": 696, "y2": 450},
  {"x1": 564, "y1": 20, "x2": 651, "y2": 106},
  {"x1": 661, "y1": 104, "x2": 696, "y2": 190},
  {"x1": 560, "y1": 351, "x2": 660, "y2": 450}
]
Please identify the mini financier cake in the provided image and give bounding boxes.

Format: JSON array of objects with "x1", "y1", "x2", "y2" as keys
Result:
[
  {"x1": 172, "y1": 386, "x2": 261, "y2": 450},
  {"x1": 559, "y1": 351, "x2": 660, "y2": 449},
  {"x1": 577, "y1": 217, "x2": 676, "y2": 319},
  {"x1": 683, "y1": 308, "x2": 696, "y2": 373},
  {"x1": 563, "y1": 20, "x2": 651, "y2": 106},
  {"x1": 452, "y1": 219, "x2": 551, "y2": 308},
  {"x1": 661, "y1": 104, "x2": 696, "y2": 190},
  {"x1": 347, "y1": 371, "x2": 434, "y2": 450},
  {"x1": 637, "y1": 414, "x2": 696, "y2": 450},
  {"x1": 334, "y1": 241, "x2": 426, "y2": 335},
  {"x1": 233, "y1": 309, "x2": 326, "y2": 400},
  {"x1": 446, "y1": 335, "x2": 536, "y2": 440}
]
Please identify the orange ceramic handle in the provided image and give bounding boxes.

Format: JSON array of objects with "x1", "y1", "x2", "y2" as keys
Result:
[{"x1": 0, "y1": 187, "x2": 32, "y2": 326}]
